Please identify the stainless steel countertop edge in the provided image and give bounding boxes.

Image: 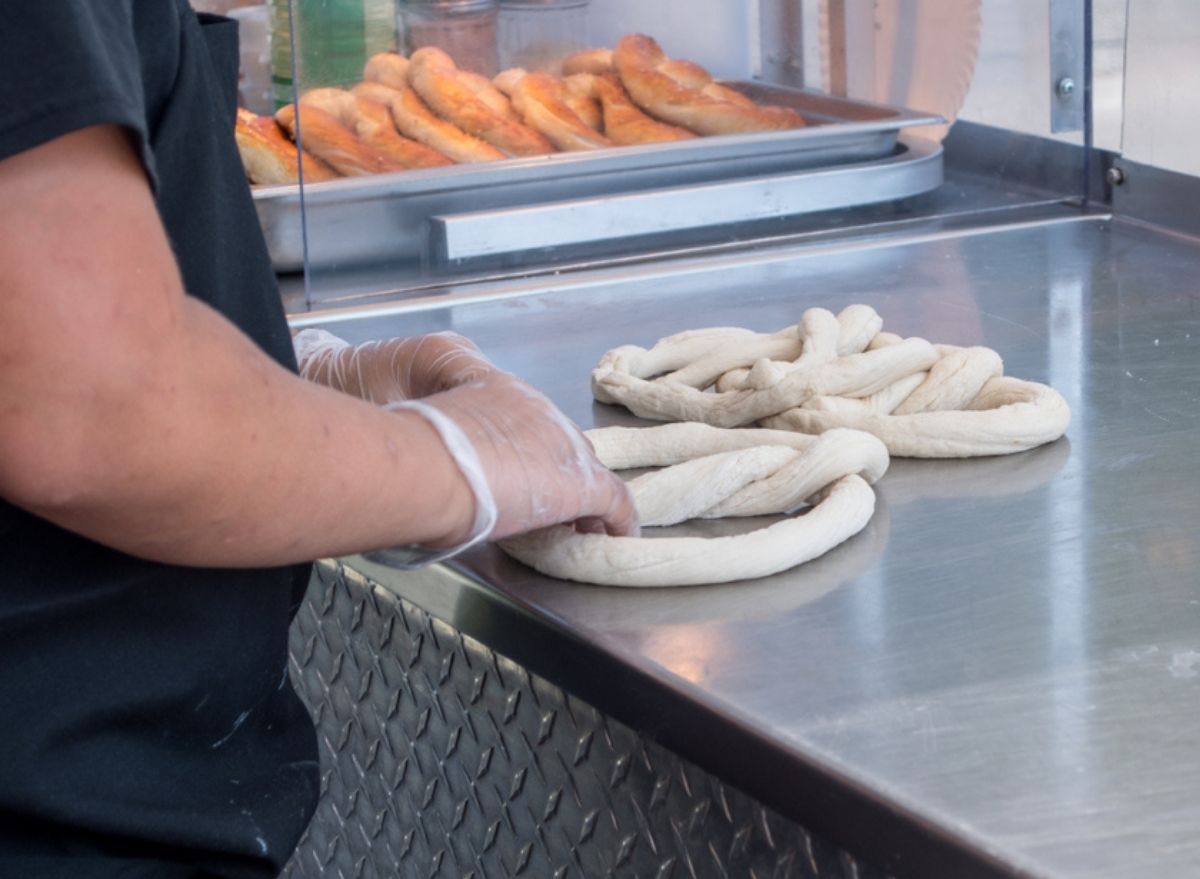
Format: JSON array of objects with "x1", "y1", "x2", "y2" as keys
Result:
[
  {"x1": 342, "y1": 553, "x2": 1049, "y2": 879},
  {"x1": 288, "y1": 206, "x2": 1108, "y2": 328}
]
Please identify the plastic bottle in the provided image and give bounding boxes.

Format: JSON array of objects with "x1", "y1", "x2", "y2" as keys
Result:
[{"x1": 270, "y1": 0, "x2": 398, "y2": 108}]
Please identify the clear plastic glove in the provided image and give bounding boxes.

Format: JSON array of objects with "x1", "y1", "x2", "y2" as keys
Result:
[
  {"x1": 389, "y1": 371, "x2": 640, "y2": 544},
  {"x1": 294, "y1": 327, "x2": 495, "y2": 403}
]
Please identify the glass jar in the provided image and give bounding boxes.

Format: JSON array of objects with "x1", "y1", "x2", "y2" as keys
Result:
[
  {"x1": 497, "y1": 0, "x2": 588, "y2": 74},
  {"x1": 399, "y1": 0, "x2": 499, "y2": 75}
]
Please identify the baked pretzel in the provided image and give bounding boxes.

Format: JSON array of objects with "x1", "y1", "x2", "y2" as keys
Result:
[
  {"x1": 562, "y1": 48, "x2": 614, "y2": 76},
  {"x1": 491, "y1": 68, "x2": 526, "y2": 97},
  {"x1": 408, "y1": 47, "x2": 555, "y2": 157},
  {"x1": 301, "y1": 88, "x2": 452, "y2": 169},
  {"x1": 353, "y1": 82, "x2": 505, "y2": 165},
  {"x1": 561, "y1": 74, "x2": 604, "y2": 131},
  {"x1": 496, "y1": 69, "x2": 603, "y2": 134},
  {"x1": 614, "y1": 34, "x2": 805, "y2": 135},
  {"x1": 457, "y1": 69, "x2": 520, "y2": 121},
  {"x1": 577, "y1": 73, "x2": 696, "y2": 145},
  {"x1": 234, "y1": 108, "x2": 339, "y2": 185},
  {"x1": 657, "y1": 58, "x2": 758, "y2": 107},
  {"x1": 363, "y1": 52, "x2": 411, "y2": 90},
  {"x1": 504, "y1": 72, "x2": 611, "y2": 152},
  {"x1": 274, "y1": 103, "x2": 406, "y2": 177}
]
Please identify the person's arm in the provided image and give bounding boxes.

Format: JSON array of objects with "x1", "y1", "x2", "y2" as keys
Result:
[{"x1": 0, "y1": 125, "x2": 636, "y2": 568}]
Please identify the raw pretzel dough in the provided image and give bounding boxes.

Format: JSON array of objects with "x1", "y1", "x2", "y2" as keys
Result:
[
  {"x1": 592, "y1": 305, "x2": 1071, "y2": 458},
  {"x1": 499, "y1": 424, "x2": 888, "y2": 587}
]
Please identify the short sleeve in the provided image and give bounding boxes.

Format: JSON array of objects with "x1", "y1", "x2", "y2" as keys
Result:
[{"x1": 0, "y1": 1, "x2": 155, "y2": 184}]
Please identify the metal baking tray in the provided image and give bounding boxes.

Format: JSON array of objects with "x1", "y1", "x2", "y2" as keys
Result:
[{"x1": 253, "y1": 84, "x2": 943, "y2": 273}]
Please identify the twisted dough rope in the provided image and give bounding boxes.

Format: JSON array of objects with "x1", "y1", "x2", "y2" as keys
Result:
[
  {"x1": 409, "y1": 47, "x2": 555, "y2": 158},
  {"x1": 298, "y1": 88, "x2": 453, "y2": 169},
  {"x1": 499, "y1": 424, "x2": 887, "y2": 587},
  {"x1": 492, "y1": 70, "x2": 612, "y2": 152},
  {"x1": 591, "y1": 305, "x2": 1071, "y2": 458},
  {"x1": 613, "y1": 34, "x2": 805, "y2": 136}
]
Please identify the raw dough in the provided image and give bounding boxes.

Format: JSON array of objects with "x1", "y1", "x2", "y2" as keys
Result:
[
  {"x1": 499, "y1": 424, "x2": 888, "y2": 587},
  {"x1": 592, "y1": 305, "x2": 1071, "y2": 457}
]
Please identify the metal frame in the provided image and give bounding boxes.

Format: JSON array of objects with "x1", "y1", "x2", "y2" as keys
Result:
[
  {"x1": 255, "y1": 87, "x2": 940, "y2": 273},
  {"x1": 429, "y1": 140, "x2": 942, "y2": 264},
  {"x1": 1050, "y1": 0, "x2": 1087, "y2": 133}
]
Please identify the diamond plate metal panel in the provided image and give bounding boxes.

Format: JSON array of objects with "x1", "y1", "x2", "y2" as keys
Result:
[{"x1": 283, "y1": 562, "x2": 891, "y2": 879}]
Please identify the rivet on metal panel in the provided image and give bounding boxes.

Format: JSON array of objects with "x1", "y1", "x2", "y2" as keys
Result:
[{"x1": 1049, "y1": 0, "x2": 1085, "y2": 133}]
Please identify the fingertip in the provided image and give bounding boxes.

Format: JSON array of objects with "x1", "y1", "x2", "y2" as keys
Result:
[
  {"x1": 604, "y1": 479, "x2": 640, "y2": 538},
  {"x1": 610, "y1": 519, "x2": 641, "y2": 539}
]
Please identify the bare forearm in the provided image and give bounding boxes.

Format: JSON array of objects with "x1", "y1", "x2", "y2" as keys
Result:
[
  {"x1": 4, "y1": 296, "x2": 476, "y2": 567},
  {"x1": 0, "y1": 126, "x2": 478, "y2": 566},
  {"x1": 1, "y1": 126, "x2": 634, "y2": 564}
]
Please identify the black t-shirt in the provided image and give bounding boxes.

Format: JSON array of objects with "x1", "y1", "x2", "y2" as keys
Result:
[{"x1": 0, "y1": 4, "x2": 318, "y2": 877}]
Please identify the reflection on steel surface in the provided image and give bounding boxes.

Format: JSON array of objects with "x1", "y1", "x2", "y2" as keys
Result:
[{"x1": 284, "y1": 561, "x2": 892, "y2": 879}]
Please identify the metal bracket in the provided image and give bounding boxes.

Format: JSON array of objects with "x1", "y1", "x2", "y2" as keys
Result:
[
  {"x1": 1049, "y1": 0, "x2": 1086, "y2": 133},
  {"x1": 429, "y1": 141, "x2": 944, "y2": 264}
]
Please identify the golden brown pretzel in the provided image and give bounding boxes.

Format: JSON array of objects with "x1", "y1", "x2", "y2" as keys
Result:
[
  {"x1": 613, "y1": 34, "x2": 805, "y2": 136},
  {"x1": 301, "y1": 88, "x2": 452, "y2": 169},
  {"x1": 348, "y1": 93, "x2": 454, "y2": 168},
  {"x1": 274, "y1": 103, "x2": 406, "y2": 177},
  {"x1": 561, "y1": 74, "x2": 604, "y2": 131},
  {"x1": 491, "y1": 67, "x2": 526, "y2": 98},
  {"x1": 363, "y1": 52, "x2": 411, "y2": 90},
  {"x1": 657, "y1": 59, "x2": 757, "y2": 106},
  {"x1": 296, "y1": 88, "x2": 359, "y2": 125},
  {"x1": 581, "y1": 73, "x2": 697, "y2": 145},
  {"x1": 497, "y1": 69, "x2": 604, "y2": 135},
  {"x1": 506, "y1": 72, "x2": 611, "y2": 152},
  {"x1": 352, "y1": 82, "x2": 506, "y2": 165},
  {"x1": 408, "y1": 47, "x2": 555, "y2": 157},
  {"x1": 234, "y1": 108, "x2": 339, "y2": 185},
  {"x1": 562, "y1": 47, "x2": 614, "y2": 76},
  {"x1": 457, "y1": 69, "x2": 520, "y2": 121}
]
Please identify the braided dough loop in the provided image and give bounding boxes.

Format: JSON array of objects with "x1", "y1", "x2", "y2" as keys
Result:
[
  {"x1": 504, "y1": 72, "x2": 612, "y2": 151},
  {"x1": 409, "y1": 47, "x2": 555, "y2": 157},
  {"x1": 591, "y1": 305, "x2": 1071, "y2": 458},
  {"x1": 614, "y1": 34, "x2": 805, "y2": 136},
  {"x1": 575, "y1": 73, "x2": 696, "y2": 145},
  {"x1": 499, "y1": 425, "x2": 887, "y2": 587},
  {"x1": 274, "y1": 103, "x2": 405, "y2": 176},
  {"x1": 353, "y1": 82, "x2": 505, "y2": 164},
  {"x1": 562, "y1": 48, "x2": 614, "y2": 76},
  {"x1": 299, "y1": 88, "x2": 452, "y2": 169}
]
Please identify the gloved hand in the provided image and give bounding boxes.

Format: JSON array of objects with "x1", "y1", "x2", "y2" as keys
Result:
[
  {"x1": 390, "y1": 370, "x2": 640, "y2": 545},
  {"x1": 294, "y1": 328, "x2": 495, "y2": 403}
]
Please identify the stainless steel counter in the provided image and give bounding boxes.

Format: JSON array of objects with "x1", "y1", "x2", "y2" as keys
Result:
[{"x1": 303, "y1": 214, "x2": 1200, "y2": 878}]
